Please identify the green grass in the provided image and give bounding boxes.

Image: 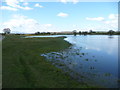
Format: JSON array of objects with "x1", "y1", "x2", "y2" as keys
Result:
[
  {"x1": 2, "y1": 35, "x2": 91, "y2": 88},
  {"x1": 0, "y1": 40, "x2": 2, "y2": 89}
]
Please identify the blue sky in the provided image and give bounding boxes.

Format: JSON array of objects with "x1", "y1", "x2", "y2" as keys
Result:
[{"x1": 0, "y1": 0, "x2": 118, "y2": 33}]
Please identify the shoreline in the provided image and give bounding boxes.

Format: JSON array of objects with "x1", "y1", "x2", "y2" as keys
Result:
[{"x1": 2, "y1": 35, "x2": 92, "y2": 88}]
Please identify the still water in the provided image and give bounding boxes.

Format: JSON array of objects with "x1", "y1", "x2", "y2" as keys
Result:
[
  {"x1": 28, "y1": 35, "x2": 119, "y2": 88},
  {"x1": 64, "y1": 35, "x2": 118, "y2": 88}
]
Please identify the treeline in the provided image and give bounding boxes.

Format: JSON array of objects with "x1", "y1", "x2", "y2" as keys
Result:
[
  {"x1": 34, "y1": 32, "x2": 51, "y2": 35},
  {"x1": 1, "y1": 29, "x2": 120, "y2": 35},
  {"x1": 34, "y1": 32, "x2": 72, "y2": 35},
  {"x1": 34, "y1": 30, "x2": 120, "y2": 36},
  {"x1": 73, "y1": 30, "x2": 120, "y2": 36}
]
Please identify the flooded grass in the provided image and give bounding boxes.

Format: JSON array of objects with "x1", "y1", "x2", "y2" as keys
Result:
[
  {"x1": 104, "y1": 73, "x2": 111, "y2": 77},
  {"x1": 3, "y1": 35, "x2": 91, "y2": 88},
  {"x1": 117, "y1": 79, "x2": 120, "y2": 83},
  {"x1": 94, "y1": 60, "x2": 97, "y2": 62},
  {"x1": 85, "y1": 59, "x2": 89, "y2": 61},
  {"x1": 41, "y1": 41, "x2": 118, "y2": 88}
]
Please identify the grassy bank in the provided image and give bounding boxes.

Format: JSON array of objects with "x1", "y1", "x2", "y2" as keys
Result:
[{"x1": 2, "y1": 35, "x2": 89, "y2": 88}]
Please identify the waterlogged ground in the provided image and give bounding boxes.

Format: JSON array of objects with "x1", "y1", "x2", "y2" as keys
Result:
[
  {"x1": 40, "y1": 35, "x2": 119, "y2": 88},
  {"x1": 4, "y1": 35, "x2": 88, "y2": 88},
  {"x1": 41, "y1": 45, "x2": 118, "y2": 88}
]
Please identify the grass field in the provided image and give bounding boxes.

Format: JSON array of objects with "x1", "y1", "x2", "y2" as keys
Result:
[
  {"x1": 0, "y1": 39, "x2": 2, "y2": 89},
  {"x1": 2, "y1": 35, "x2": 91, "y2": 88}
]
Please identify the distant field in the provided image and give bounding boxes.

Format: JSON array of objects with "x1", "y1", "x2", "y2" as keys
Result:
[{"x1": 2, "y1": 35, "x2": 91, "y2": 88}]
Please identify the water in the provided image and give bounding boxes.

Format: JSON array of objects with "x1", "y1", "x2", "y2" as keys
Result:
[
  {"x1": 25, "y1": 35, "x2": 67, "y2": 38},
  {"x1": 64, "y1": 35, "x2": 118, "y2": 88},
  {"x1": 29, "y1": 35, "x2": 119, "y2": 88}
]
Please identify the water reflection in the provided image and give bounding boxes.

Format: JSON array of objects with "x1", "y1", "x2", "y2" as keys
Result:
[
  {"x1": 39, "y1": 35, "x2": 118, "y2": 88},
  {"x1": 65, "y1": 35, "x2": 118, "y2": 56}
]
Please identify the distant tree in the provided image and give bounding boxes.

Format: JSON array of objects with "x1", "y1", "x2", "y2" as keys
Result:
[
  {"x1": 3, "y1": 28, "x2": 11, "y2": 34},
  {"x1": 89, "y1": 30, "x2": 96, "y2": 35},
  {"x1": 89, "y1": 30, "x2": 93, "y2": 34},
  {"x1": 73, "y1": 30, "x2": 77, "y2": 36},
  {"x1": 117, "y1": 31, "x2": 120, "y2": 35},
  {"x1": 53, "y1": 32, "x2": 56, "y2": 35},
  {"x1": 108, "y1": 30, "x2": 115, "y2": 35},
  {"x1": 35, "y1": 31, "x2": 40, "y2": 35},
  {"x1": 79, "y1": 31, "x2": 81, "y2": 35},
  {"x1": 46, "y1": 32, "x2": 51, "y2": 35},
  {"x1": 82, "y1": 31, "x2": 88, "y2": 35}
]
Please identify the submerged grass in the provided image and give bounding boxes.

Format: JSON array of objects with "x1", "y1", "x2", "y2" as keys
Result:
[{"x1": 2, "y1": 35, "x2": 91, "y2": 88}]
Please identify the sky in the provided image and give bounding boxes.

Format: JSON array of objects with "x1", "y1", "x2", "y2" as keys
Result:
[{"x1": 0, "y1": 0, "x2": 118, "y2": 33}]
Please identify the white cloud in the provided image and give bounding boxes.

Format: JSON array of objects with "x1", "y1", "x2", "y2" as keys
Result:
[
  {"x1": 0, "y1": 6, "x2": 18, "y2": 11},
  {"x1": 108, "y1": 14, "x2": 118, "y2": 20},
  {"x1": 72, "y1": 0, "x2": 79, "y2": 4},
  {"x1": 19, "y1": 6, "x2": 33, "y2": 10},
  {"x1": 59, "y1": 0, "x2": 79, "y2": 4},
  {"x1": 5, "y1": 0, "x2": 19, "y2": 8},
  {"x1": 23, "y1": 2, "x2": 29, "y2": 6},
  {"x1": 35, "y1": 3, "x2": 43, "y2": 8},
  {"x1": 59, "y1": 0, "x2": 67, "y2": 4},
  {"x1": 86, "y1": 17, "x2": 105, "y2": 21},
  {"x1": 0, "y1": 14, "x2": 56, "y2": 33},
  {"x1": 0, "y1": 0, "x2": 33, "y2": 11},
  {"x1": 2, "y1": 15, "x2": 37, "y2": 33},
  {"x1": 85, "y1": 14, "x2": 118, "y2": 31},
  {"x1": 57, "y1": 12, "x2": 69, "y2": 17},
  {"x1": 44, "y1": 24, "x2": 52, "y2": 27},
  {"x1": 104, "y1": 14, "x2": 118, "y2": 30}
]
